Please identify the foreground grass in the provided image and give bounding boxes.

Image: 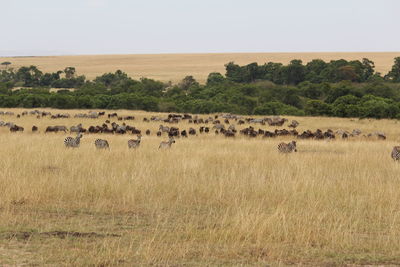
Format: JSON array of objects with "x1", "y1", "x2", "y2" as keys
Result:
[{"x1": 0, "y1": 109, "x2": 400, "y2": 265}]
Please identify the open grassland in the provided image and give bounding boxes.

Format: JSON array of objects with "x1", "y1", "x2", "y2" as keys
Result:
[
  {"x1": 1, "y1": 109, "x2": 400, "y2": 265},
  {"x1": 1, "y1": 52, "x2": 399, "y2": 83}
]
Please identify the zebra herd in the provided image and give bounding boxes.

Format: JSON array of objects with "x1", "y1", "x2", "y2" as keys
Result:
[
  {"x1": 2, "y1": 108, "x2": 399, "y2": 159},
  {"x1": 276, "y1": 141, "x2": 400, "y2": 161},
  {"x1": 63, "y1": 133, "x2": 400, "y2": 160},
  {"x1": 276, "y1": 141, "x2": 400, "y2": 162},
  {"x1": 64, "y1": 133, "x2": 174, "y2": 150},
  {"x1": 63, "y1": 132, "x2": 295, "y2": 153}
]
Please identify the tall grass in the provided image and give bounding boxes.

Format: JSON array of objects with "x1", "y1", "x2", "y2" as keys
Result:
[{"x1": 0, "y1": 109, "x2": 400, "y2": 265}]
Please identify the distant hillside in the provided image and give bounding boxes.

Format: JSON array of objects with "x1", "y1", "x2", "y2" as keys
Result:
[{"x1": 0, "y1": 52, "x2": 399, "y2": 83}]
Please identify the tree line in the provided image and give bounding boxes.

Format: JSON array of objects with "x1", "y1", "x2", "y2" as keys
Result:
[{"x1": 0, "y1": 57, "x2": 400, "y2": 119}]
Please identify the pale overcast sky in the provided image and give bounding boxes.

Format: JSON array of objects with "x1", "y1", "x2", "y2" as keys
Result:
[{"x1": 2, "y1": 0, "x2": 399, "y2": 56}]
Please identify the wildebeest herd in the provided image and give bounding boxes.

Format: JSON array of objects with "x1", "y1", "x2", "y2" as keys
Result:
[{"x1": 0, "y1": 109, "x2": 400, "y2": 159}]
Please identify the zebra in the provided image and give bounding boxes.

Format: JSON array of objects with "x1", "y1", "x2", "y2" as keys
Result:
[
  {"x1": 70, "y1": 123, "x2": 83, "y2": 133},
  {"x1": 94, "y1": 139, "x2": 109, "y2": 149},
  {"x1": 288, "y1": 120, "x2": 299, "y2": 128},
  {"x1": 159, "y1": 125, "x2": 170, "y2": 133},
  {"x1": 391, "y1": 146, "x2": 400, "y2": 161},
  {"x1": 278, "y1": 141, "x2": 297, "y2": 153},
  {"x1": 159, "y1": 137, "x2": 175, "y2": 149},
  {"x1": 128, "y1": 135, "x2": 142, "y2": 149},
  {"x1": 64, "y1": 133, "x2": 83, "y2": 148}
]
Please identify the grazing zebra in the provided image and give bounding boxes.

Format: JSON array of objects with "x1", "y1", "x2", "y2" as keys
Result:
[
  {"x1": 70, "y1": 123, "x2": 83, "y2": 133},
  {"x1": 391, "y1": 146, "x2": 400, "y2": 161},
  {"x1": 64, "y1": 133, "x2": 83, "y2": 148},
  {"x1": 278, "y1": 141, "x2": 297, "y2": 153},
  {"x1": 288, "y1": 120, "x2": 299, "y2": 128},
  {"x1": 159, "y1": 124, "x2": 170, "y2": 133},
  {"x1": 128, "y1": 135, "x2": 142, "y2": 149},
  {"x1": 94, "y1": 139, "x2": 109, "y2": 149},
  {"x1": 159, "y1": 137, "x2": 175, "y2": 149}
]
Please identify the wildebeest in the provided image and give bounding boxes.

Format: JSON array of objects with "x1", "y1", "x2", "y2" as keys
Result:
[
  {"x1": 45, "y1": 126, "x2": 67, "y2": 133},
  {"x1": 168, "y1": 127, "x2": 180, "y2": 137},
  {"x1": 181, "y1": 130, "x2": 188, "y2": 137},
  {"x1": 10, "y1": 125, "x2": 24, "y2": 132},
  {"x1": 188, "y1": 128, "x2": 196, "y2": 135}
]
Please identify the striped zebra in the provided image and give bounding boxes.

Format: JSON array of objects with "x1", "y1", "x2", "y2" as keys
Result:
[
  {"x1": 64, "y1": 133, "x2": 83, "y2": 148},
  {"x1": 159, "y1": 137, "x2": 175, "y2": 149},
  {"x1": 159, "y1": 125, "x2": 170, "y2": 133},
  {"x1": 391, "y1": 146, "x2": 400, "y2": 161},
  {"x1": 94, "y1": 139, "x2": 109, "y2": 149},
  {"x1": 128, "y1": 135, "x2": 142, "y2": 149},
  {"x1": 278, "y1": 141, "x2": 297, "y2": 153}
]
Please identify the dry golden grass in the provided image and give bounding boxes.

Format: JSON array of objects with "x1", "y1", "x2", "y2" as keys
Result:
[
  {"x1": 1, "y1": 108, "x2": 400, "y2": 265},
  {"x1": 1, "y1": 52, "x2": 399, "y2": 83}
]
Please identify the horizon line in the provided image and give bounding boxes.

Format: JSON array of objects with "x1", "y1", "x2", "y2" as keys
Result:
[{"x1": 1, "y1": 51, "x2": 400, "y2": 58}]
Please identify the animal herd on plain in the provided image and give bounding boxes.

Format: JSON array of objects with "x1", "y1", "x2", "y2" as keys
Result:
[
  {"x1": 1, "y1": 109, "x2": 400, "y2": 159},
  {"x1": 64, "y1": 132, "x2": 174, "y2": 150}
]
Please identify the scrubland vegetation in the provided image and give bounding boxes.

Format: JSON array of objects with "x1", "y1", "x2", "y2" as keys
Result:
[
  {"x1": 0, "y1": 109, "x2": 400, "y2": 265},
  {"x1": 1, "y1": 57, "x2": 400, "y2": 119}
]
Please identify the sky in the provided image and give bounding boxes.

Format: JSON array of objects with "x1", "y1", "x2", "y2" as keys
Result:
[{"x1": 2, "y1": 0, "x2": 399, "y2": 56}]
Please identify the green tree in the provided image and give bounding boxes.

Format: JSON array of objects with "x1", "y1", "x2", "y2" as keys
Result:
[
  {"x1": 225, "y1": 62, "x2": 249, "y2": 83},
  {"x1": 206, "y1": 72, "x2": 225, "y2": 86},
  {"x1": 299, "y1": 81, "x2": 323, "y2": 99},
  {"x1": 254, "y1": 101, "x2": 304, "y2": 115},
  {"x1": 385, "y1": 57, "x2": 400, "y2": 82},
  {"x1": 304, "y1": 100, "x2": 332, "y2": 116},
  {"x1": 359, "y1": 95, "x2": 397, "y2": 119},
  {"x1": 179, "y1": 75, "x2": 199, "y2": 91},
  {"x1": 361, "y1": 58, "x2": 375, "y2": 81},
  {"x1": 16, "y1": 66, "x2": 43, "y2": 87},
  {"x1": 306, "y1": 59, "x2": 327, "y2": 75},
  {"x1": 260, "y1": 62, "x2": 285, "y2": 84},
  {"x1": 1, "y1": 61, "x2": 11, "y2": 70},
  {"x1": 64, "y1": 67, "x2": 76, "y2": 79},
  {"x1": 284, "y1": 59, "x2": 306, "y2": 85},
  {"x1": 332, "y1": 95, "x2": 361, "y2": 117},
  {"x1": 337, "y1": 65, "x2": 359, "y2": 82}
]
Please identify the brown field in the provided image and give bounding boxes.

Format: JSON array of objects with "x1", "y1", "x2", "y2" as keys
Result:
[
  {"x1": 1, "y1": 108, "x2": 400, "y2": 265},
  {"x1": 1, "y1": 52, "x2": 399, "y2": 83}
]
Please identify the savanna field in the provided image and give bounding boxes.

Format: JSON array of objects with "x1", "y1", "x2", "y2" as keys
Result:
[
  {"x1": 0, "y1": 108, "x2": 400, "y2": 266},
  {"x1": 1, "y1": 52, "x2": 399, "y2": 83}
]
